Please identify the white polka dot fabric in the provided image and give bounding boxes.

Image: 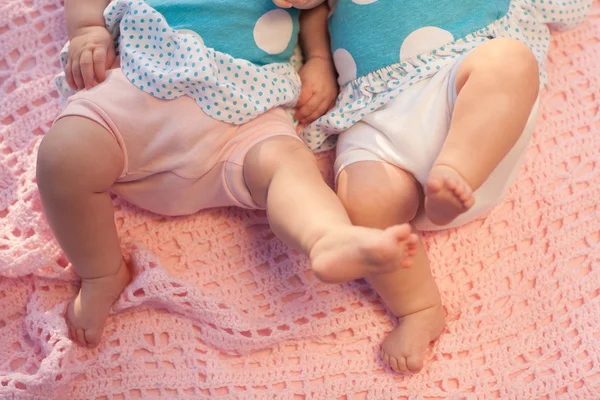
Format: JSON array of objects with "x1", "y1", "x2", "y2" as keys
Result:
[
  {"x1": 302, "y1": 0, "x2": 592, "y2": 152},
  {"x1": 56, "y1": 0, "x2": 301, "y2": 125},
  {"x1": 254, "y1": 9, "x2": 296, "y2": 55}
]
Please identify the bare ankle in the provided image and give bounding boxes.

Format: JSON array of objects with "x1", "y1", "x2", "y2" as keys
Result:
[
  {"x1": 68, "y1": 259, "x2": 130, "y2": 347},
  {"x1": 79, "y1": 258, "x2": 129, "y2": 284}
]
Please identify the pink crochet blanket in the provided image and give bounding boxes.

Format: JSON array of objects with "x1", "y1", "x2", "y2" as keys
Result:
[{"x1": 1, "y1": 1, "x2": 599, "y2": 398}]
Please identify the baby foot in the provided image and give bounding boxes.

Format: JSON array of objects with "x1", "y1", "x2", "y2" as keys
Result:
[
  {"x1": 425, "y1": 165, "x2": 475, "y2": 226},
  {"x1": 67, "y1": 259, "x2": 130, "y2": 347},
  {"x1": 381, "y1": 303, "x2": 445, "y2": 374},
  {"x1": 310, "y1": 224, "x2": 419, "y2": 283}
]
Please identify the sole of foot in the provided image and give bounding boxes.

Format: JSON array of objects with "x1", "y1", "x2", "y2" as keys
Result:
[
  {"x1": 310, "y1": 224, "x2": 419, "y2": 284},
  {"x1": 425, "y1": 165, "x2": 475, "y2": 226}
]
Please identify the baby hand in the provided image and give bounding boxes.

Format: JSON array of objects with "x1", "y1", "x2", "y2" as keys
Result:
[
  {"x1": 295, "y1": 56, "x2": 338, "y2": 125},
  {"x1": 273, "y1": 0, "x2": 325, "y2": 9},
  {"x1": 66, "y1": 26, "x2": 116, "y2": 91}
]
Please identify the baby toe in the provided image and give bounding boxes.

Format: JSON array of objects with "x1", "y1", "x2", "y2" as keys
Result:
[
  {"x1": 382, "y1": 351, "x2": 391, "y2": 368},
  {"x1": 68, "y1": 324, "x2": 76, "y2": 341},
  {"x1": 385, "y1": 353, "x2": 402, "y2": 373},
  {"x1": 426, "y1": 177, "x2": 443, "y2": 193},
  {"x1": 401, "y1": 258, "x2": 414, "y2": 268},
  {"x1": 75, "y1": 328, "x2": 87, "y2": 346},
  {"x1": 396, "y1": 355, "x2": 411, "y2": 373},
  {"x1": 445, "y1": 178, "x2": 458, "y2": 190},
  {"x1": 85, "y1": 329, "x2": 102, "y2": 348},
  {"x1": 406, "y1": 354, "x2": 425, "y2": 374}
]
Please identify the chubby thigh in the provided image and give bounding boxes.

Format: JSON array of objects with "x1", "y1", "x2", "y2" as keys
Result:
[
  {"x1": 334, "y1": 60, "x2": 538, "y2": 231},
  {"x1": 56, "y1": 68, "x2": 299, "y2": 215}
]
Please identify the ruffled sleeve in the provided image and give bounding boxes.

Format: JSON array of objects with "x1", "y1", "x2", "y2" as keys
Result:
[{"x1": 531, "y1": 0, "x2": 592, "y2": 31}]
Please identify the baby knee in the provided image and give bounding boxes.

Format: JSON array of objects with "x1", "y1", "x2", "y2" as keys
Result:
[
  {"x1": 36, "y1": 131, "x2": 72, "y2": 192},
  {"x1": 504, "y1": 41, "x2": 538, "y2": 85},
  {"x1": 244, "y1": 137, "x2": 315, "y2": 184},
  {"x1": 338, "y1": 178, "x2": 420, "y2": 225},
  {"x1": 245, "y1": 137, "x2": 312, "y2": 171},
  {"x1": 37, "y1": 118, "x2": 124, "y2": 195},
  {"x1": 484, "y1": 39, "x2": 540, "y2": 90},
  {"x1": 37, "y1": 129, "x2": 102, "y2": 194}
]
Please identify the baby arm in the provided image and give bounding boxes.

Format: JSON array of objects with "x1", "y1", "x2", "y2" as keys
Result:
[
  {"x1": 64, "y1": 0, "x2": 115, "y2": 90},
  {"x1": 295, "y1": 3, "x2": 338, "y2": 125}
]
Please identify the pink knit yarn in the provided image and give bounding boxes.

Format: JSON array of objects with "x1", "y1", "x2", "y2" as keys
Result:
[{"x1": 1, "y1": 1, "x2": 599, "y2": 398}]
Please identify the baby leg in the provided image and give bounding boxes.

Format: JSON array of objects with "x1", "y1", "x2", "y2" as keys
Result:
[
  {"x1": 243, "y1": 136, "x2": 418, "y2": 283},
  {"x1": 426, "y1": 38, "x2": 540, "y2": 225},
  {"x1": 338, "y1": 162, "x2": 445, "y2": 374},
  {"x1": 37, "y1": 117, "x2": 130, "y2": 347}
]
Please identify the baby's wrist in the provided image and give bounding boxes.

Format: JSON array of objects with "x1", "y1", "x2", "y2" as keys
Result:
[
  {"x1": 68, "y1": 24, "x2": 106, "y2": 40},
  {"x1": 306, "y1": 53, "x2": 333, "y2": 62}
]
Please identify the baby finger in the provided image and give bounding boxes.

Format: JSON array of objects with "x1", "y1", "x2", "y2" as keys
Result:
[
  {"x1": 80, "y1": 49, "x2": 94, "y2": 89},
  {"x1": 304, "y1": 99, "x2": 330, "y2": 123},
  {"x1": 65, "y1": 59, "x2": 77, "y2": 91},
  {"x1": 71, "y1": 58, "x2": 84, "y2": 91},
  {"x1": 297, "y1": 94, "x2": 321, "y2": 122},
  {"x1": 93, "y1": 47, "x2": 108, "y2": 83}
]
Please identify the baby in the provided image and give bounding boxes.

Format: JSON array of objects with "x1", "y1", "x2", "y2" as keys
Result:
[
  {"x1": 279, "y1": 0, "x2": 591, "y2": 373},
  {"x1": 38, "y1": 0, "x2": 420, "y2": 347}
]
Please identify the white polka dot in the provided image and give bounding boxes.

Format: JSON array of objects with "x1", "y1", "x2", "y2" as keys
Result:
[
  {"x1": 400, "y1": 27, "x2": 454, "y2": 61},
  {"x1": 254, "y1": 10, "x2": 293, "y2": 55},
  {"x1": 333, "y1": 48, "x2": 357, "y2": 85},
  {"x1": 352, "y1": 0, "x2": 378, "y2": 4}
]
